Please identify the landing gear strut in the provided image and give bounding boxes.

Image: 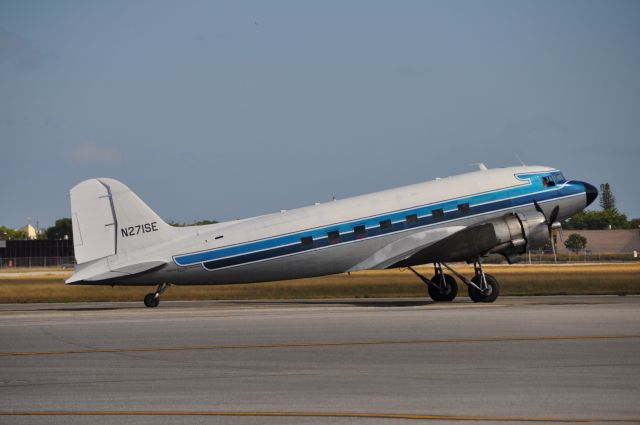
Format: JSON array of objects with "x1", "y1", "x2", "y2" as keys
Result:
[
  {"x1": 143, "y1": 283, "x2": 170, "y2": 308},
  {"x1": 441, "y1": 259, "x2": 500, "y2": 303},
  {"x1": 408, "y1": 263, "x2": 458, "y2": 302},
  {"x1": 468, "y1": 259, "x2": 499, "y2": 303}
]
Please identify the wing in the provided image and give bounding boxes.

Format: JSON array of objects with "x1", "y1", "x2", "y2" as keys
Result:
[
  {"x1": 348, "y1": 225, "x2": 466, "y2": 271},
  {"x1": 350, "y1": 211, "x2": 550, "y2": 271}
]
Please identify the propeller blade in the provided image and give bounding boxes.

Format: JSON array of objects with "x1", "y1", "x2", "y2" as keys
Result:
[
  {"x1": 550, "y1": 230, "x2": 558, "y2": 263},
  {"x1": 558, "y1": 225, "x2": 564, "y2": 242},
  {"x1": 534, "y1": 200, "x2": 560, "y2": 229},
  {"x1": 534, "y1": 200, "x2": 561, "y2": 262},
  {"x1": 533, "y1": 200, "x2": 545, "y2": 220},
  {"x1": 549, "y1": 205, "x2": 560, "y2": 225}
]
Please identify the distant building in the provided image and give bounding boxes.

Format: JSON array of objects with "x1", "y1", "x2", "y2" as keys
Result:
[
  {"x1": 19, "y1": 224, "x2": 38, "y2": 240},
  {"x1": 557, "y1": 229, "x2": 640, "y2": 254}
]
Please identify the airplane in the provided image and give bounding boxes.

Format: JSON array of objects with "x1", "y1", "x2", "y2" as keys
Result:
[{"x1": 66, "y1": 165, "x2": 598, "y2": 307}]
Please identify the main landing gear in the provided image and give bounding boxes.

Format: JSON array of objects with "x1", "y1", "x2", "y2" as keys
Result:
[
  {"x1": 409, "y1": 259, "x2": 500, "y2": 303},
  {"x1": 143, "y1": 283, "x2": 170, "y2": 308},
  {"x1": 408, "y1": 263, "x2": 458, "y2": 302},
  {"x1": 466, "y1": 260, "x2": 499, "y2": 303}
]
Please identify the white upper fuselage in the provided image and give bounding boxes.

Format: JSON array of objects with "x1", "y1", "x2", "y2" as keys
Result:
[{"x1": 178, "y1": 166, "x2": 553, "y2": 252}]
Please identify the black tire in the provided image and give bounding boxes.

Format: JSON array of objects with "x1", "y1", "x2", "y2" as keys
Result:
[
  {"x1": 468, "y1": 273, "x2": 499, "y2": 303},
  {"x1": 144, "y1": 293, "x2": 159, "y2": 308},
  {"x1": 428, "y1": 273, "x2": 458, "y2": 302}
]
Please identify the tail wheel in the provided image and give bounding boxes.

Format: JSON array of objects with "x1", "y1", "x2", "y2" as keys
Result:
[
  {"x1": 428, "y1": 273, "x2": 458, "y2": 302},
  {"x1": 468, "y1": 273, "x2": 500, "y2": 303},
  {"x1": 144, "y1": 293, "x2": 159, "y2": 308}
]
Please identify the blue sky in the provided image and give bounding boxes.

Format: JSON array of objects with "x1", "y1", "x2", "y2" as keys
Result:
[{"x1": 1, "y1": 0, "x2": 638, "y2": 229}]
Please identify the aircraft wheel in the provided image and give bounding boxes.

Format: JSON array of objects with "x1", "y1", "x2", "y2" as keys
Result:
[
  {"x1": 428, "y1": 273, "x2": 458, "y2": 302},
  {"x1": 468, "y1": 274, "x2": 499, "y2": 303},
  {"x1": 144, "y1": 293, "x2": 159, "y2": 308}
]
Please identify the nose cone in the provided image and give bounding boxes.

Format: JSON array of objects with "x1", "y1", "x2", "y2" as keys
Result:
[{"x1": 584, "y1": 182, "x2": 598, "y2": 207}]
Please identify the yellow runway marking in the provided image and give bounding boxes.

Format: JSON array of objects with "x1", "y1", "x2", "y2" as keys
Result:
[
  {"x1": 1, "y1": 334, "x2": 638, "y2": 357},
  {"x1": 0, "y1": 410, "x2": 638, "y2": 423}
]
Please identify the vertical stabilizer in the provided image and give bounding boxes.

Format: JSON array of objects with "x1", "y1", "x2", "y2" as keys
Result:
[{"x1": 70, "y1": 178, "x2": 175, "y2": 266}]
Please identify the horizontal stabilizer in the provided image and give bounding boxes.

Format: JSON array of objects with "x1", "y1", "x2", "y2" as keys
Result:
[{"x1": 66, "y1": 260, "x2": 167, "y2": 283}]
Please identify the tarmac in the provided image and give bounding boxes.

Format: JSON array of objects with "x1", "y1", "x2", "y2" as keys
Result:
[{"x1": 1, "y1": 296, "x2": 639, "y2": 424}]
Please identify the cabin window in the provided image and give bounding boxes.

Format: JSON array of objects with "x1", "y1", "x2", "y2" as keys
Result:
[
  {"x1": 432, "y1": 208, "x2": 444, "y2": 218},
  {"x1": 458, "y1": 203, "x2": 470, "y2": 212},
  {"x1": 300, "y1": 236, "x2": 313, "y2": 246},
  {"x1": 379, "y1": 219, "x2": 392, "y2": 230},
  {"x1": 542, "y1": 176, "x2": 555, "y2": 187},
  {"x1": 327, "y1": 230, "x2": 340, "y2": 244},
  {"x1": 353, "y1": 225, "x2": 366, "y2": 238},
  {"x1": 406, "y1": 214, "x2": 418, "y2": 225}
]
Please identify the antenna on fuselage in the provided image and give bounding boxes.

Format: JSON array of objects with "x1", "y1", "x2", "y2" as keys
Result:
[
  {"x1": 470, "y1": 163, "x2": 488, "y2": 171},
  {"x1": 514, "y1": 153, "x2": 526, "y2": 166}
]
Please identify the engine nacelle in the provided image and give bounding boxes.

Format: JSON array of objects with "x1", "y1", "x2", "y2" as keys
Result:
[{"x1": 489, "y1": 211, "x2": 549, "y2": 262}]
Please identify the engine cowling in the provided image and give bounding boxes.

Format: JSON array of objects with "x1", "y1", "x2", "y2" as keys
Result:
[{"x1": 488, "y1": 211, "x2": 549, "y2": 262}]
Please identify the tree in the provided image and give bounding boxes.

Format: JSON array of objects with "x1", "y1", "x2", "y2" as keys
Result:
[
  {"x1": 599, "y1": 183, "x2": 616, "y2": 212},
  {"x1": 45, "y1": 218, "x2": 73, "y2": 240},
  {"x1": 0, "y1": 226, "x2": 27, "y2": 240},
  {"x1": 562, "y1": 182, "x2": 632, "y2": 229},
  {"x1": 563, "y1": 210, "x2": 631, "y2": 230},
  {"x1": 169, "y1": 219, "x2": 218, "y2": 227},
  {"x1": 564, "y1": 233, "x2": 587, "y2": 254},
  {"x1": 191, "y1": 220, "x2": 218, "y2": 226}
]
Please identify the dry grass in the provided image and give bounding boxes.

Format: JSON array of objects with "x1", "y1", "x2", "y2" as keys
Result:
[{"x1": 0, "y1": 263, "x2": 638, "y2": 303}]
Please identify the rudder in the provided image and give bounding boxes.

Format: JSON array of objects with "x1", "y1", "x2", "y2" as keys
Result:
[{"x1": 70, "y1": 179, "x2": 117, "y2": 264}]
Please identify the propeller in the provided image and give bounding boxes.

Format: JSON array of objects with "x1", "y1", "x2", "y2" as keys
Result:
[
  {"x1": 548, "y1": 205, "x2": 559, "y2": 226},
  {"x1": 534, "y1": 201, "x2": 561, "y2": 263}
]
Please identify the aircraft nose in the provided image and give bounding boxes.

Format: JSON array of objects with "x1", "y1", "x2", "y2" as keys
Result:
[{"x1": 584, "y1": 182, "x2": 598, "y2": 207}]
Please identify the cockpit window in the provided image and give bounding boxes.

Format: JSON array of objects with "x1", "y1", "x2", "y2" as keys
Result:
[
  {"x1": 542, "y1": 172, "x2": 566, "y2": 187},
  {"x1": 542, "y1": 176, "x2": 555, "y2": 187}
]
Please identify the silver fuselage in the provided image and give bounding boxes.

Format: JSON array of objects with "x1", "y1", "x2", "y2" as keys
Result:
[{"x1": 73, "y1": 166, "x2": 593, "y2": 286}]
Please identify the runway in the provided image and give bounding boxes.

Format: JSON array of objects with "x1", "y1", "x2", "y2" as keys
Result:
[{"x1": 1, "y1": 296, "x2": 639, "y2": 424}]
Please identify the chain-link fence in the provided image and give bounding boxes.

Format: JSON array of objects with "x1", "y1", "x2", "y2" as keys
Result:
[
  {"x1": 0, "y1": 253, "x2": 638, "y2": 269},
  {"x1": 0, "y1": 257, "x2": 76, "y2": 268},
  {"x1": 484, "y1": 250, "x2": 640, "y2": 264}
]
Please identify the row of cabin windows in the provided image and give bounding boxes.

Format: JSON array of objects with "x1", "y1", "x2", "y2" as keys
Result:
[{"x1": 299, "y1": 202, "x2": 472, "y2": 246}]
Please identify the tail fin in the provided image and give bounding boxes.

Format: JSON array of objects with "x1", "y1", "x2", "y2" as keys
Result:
[{"x1": 70, "y1": 178, "x2": 174, "y2": 265}]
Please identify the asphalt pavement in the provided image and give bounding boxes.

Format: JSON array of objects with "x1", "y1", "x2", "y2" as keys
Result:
[{"x1": 1, "y1": 296, "x2": 639, "y2": 424}]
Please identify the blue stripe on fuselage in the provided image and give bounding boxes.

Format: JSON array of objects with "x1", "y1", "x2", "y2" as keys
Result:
[{"x1": 174, "y1": 172, "x2": 581, "y2": 269}]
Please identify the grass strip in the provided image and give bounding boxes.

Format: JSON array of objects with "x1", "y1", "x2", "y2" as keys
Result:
[{"x1": 0, "y1": 264, "x2": 638, "y2": 303}]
